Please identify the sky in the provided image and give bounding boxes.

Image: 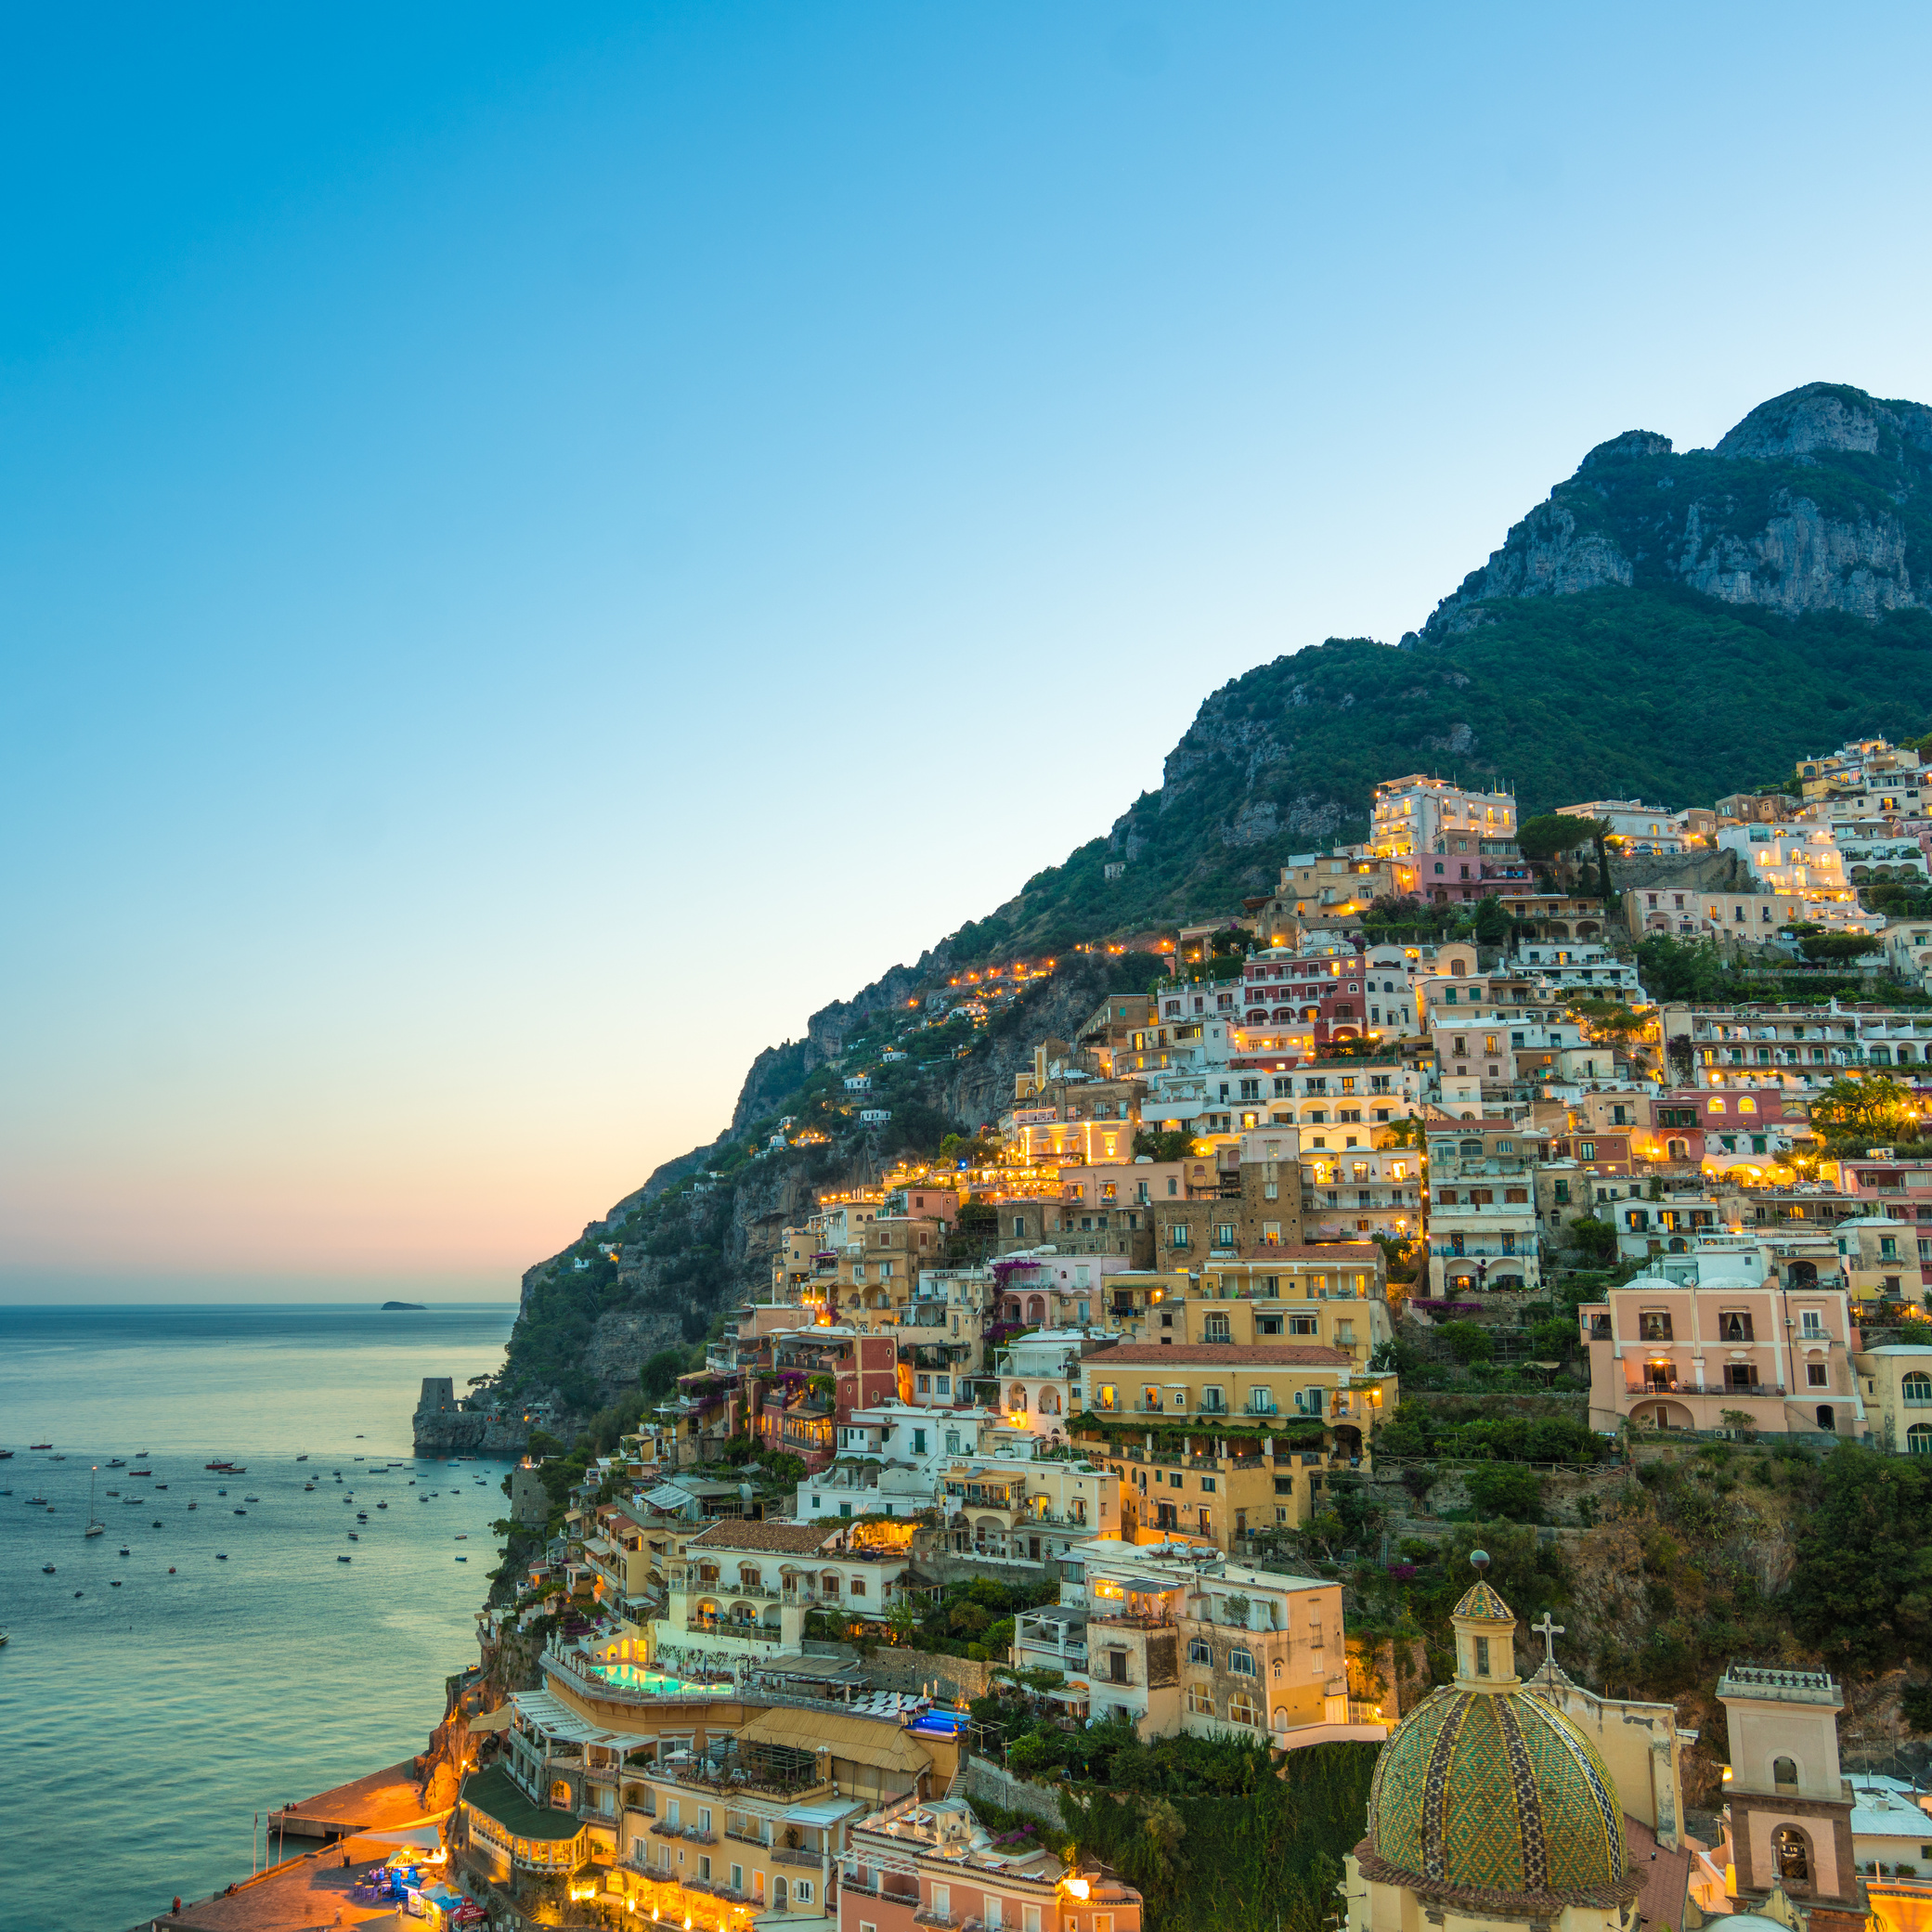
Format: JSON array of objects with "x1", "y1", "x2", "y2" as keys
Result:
[{"x1": 6, "y1": 2, "x2": 1932, "y2": 1301}]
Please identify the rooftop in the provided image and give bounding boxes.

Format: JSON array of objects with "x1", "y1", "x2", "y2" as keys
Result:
[{"x1": 685, "y1": 1520, "x2": 833, "y2": 1554}]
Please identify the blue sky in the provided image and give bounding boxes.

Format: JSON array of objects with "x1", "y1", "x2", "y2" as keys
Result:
[{"x1": 6, "y1": 3, "x2": 1931, "y2": 1296}]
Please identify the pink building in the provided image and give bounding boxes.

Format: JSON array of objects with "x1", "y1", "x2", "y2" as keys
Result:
[
  {"x1": 839, "y1": 1792, "x2": 1140, "y2": 1932},
  {"x1": 1581, "y1": 1238, "x2": 1866, "y2": 1439}
]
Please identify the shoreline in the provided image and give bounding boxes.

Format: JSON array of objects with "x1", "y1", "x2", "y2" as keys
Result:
[{"x1": 125, "y1": 1760, "x2": 451, "y2": 1932}]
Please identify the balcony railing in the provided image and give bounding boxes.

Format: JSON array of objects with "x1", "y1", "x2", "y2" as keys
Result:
[{"x1": 1624, "y1": 1379, "x2": 1789, "y2": 1397}]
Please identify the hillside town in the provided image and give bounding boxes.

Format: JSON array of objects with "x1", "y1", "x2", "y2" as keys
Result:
[{"x1": 415, "y1": 738, "x2": 1932, "y2": 1932}]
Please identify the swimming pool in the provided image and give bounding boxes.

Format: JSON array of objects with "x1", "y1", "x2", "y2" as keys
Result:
[{"x1": 587, "y1": 1661, "x2": 717, "y2": 1697}]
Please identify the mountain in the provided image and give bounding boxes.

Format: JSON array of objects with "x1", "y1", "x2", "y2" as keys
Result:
[{"x1": 501, "y1": 381, "x2": 1932, "y2": 1415}]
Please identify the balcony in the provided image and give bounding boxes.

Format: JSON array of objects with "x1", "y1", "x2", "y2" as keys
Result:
[{"x1": 1623, "y1": 1379, "x2": 1788, "y2": 1397}]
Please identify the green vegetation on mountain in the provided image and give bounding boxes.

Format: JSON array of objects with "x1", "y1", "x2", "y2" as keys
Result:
[{"x1": 969, "y1": 590, "x2": 1932, "y2": 958}]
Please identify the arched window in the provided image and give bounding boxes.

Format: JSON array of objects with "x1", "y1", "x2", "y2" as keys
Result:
[
  {"x1": 1038, "y1": 1387, "x2": 1060, "y2": 1415},
  {"x1": 820, "y1": 1571, "x2": 841, "y2": 1598},
  {"x1": 1008, "y1": 1383, "x2": 1029, "y2": 1412},
  {"x1": 1227, "y1": 1647, "x2": 1256, "y2": 1677},
  {"x1": 551, "y1": 1779, "x2": 572, "y2": 1808},
  {"x1": 1774, "y1": 1825, "x2": 1811, "y2": 1888},
  {"x1": 1788, "y1": 1261, "x2": 1818, "y2": 1288},
  {"x1": 1911, "y1": 1424, "x2": 1932, "y2": 1456},
  {"x1": 1027, "y1": 1295, "x2": 1045, "y2": 1323},
  {"x1": 1903, "y1": 1372, "x2": 1932, "y2": 1407},
  {"x1": 1272, "y1": 1705, "x2": 1290, "y2": 1729},
  {"x1": 739, "y1": 1563, "x2": 761, "y2": 1589},
  {"x1": 1817, "y1": 1405, "x2": 1835, "y2": 1432},
  {"x1": 1773, "y1": 1756, "x2": 1798, "y2": 1790},
  {"x1": 1227, "y1": 1692, "x2": 1260, "y2": 1727}
]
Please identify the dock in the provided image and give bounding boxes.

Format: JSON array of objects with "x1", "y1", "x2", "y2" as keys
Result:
[{"x1": 123, "y1": 1762, "x2": 448, "y2": 1932}]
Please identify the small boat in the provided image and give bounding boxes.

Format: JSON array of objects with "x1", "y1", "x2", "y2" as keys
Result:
[
  {"x1": 30, "y1": 1443, "x2": 51, "y2": 1450},
  {"x1": 0, "y1": 1449, "x2": 12, "y2": 1459},
  {"x1": 154, "y1": 1484, "x2": 166, "y2": 1491},
  {"x1": 233, "y1": 1509, "x2": 247, "y2": 1516},
  {"x1": 337, "y1": 1554, "x2": 352, "y2": 1562},
  {"x1": 72, "y1": 1589, "x2": 82, "y2": 1597},
  {"x1": 108, "y1": 1459, "x2": 125, "y2": 1468},
  {"x1": 243, "y1": 1495, "x2": 259, "y2": 1502},
  {"x1": 205, "y1": 1460, "x2": 238, "y2": 1472},
  {"x1": 150, "y1": 1520, "x2": 162, "y2": 1528},
  {"x1": 85, "y1": 1469, "x2": 106, "y2": 1538},
  {"x1": 41, "y1": 1563, "x2": 54, "y2": 1574},
  {"x1": 217, "y1": 1488, "x2": 227, "y2": 1497},
  {"x1": 216, "y1": 1553, "x2": 228, "y2": 1561},
  {"x1": 187, "y1": 1502, "x2": 197, "y2": 1511},
  {"x1": 304, "y1": 1484, "x2": 315, "y2": 1492},
  {"x1": 455, "y1": 1534, "x2": 468, "y2": 1540},
  {"x1": 295, "y1": 1455, "x2": 308, "y2": 1462},
  {"x1": 106, "y1": 1490, "x2": 119, "y2": 1498},
  {"x1": 110, "y1": 1580, "x2": 122, "y2": 1588},
  {"x1": 455, "y1": 1555, "x2": 468, "y2": 1562},
  {"x1": 84, "y1": 1523, "x2": 105, "y2": 1538},
  {"x1": 27, "y1": 1496, "x2": 46, "y2": 1506},
  {"x1": 128, "y1": 1466, "x2": 153, "y2": 1476},
  {"x1": 357, "y1": 1512, "x2": 368, "y2": 1521},
  {"x1": 136, "y1": 1451, "x2": 148, "y2": 1458},
  {"x1": 376, "y1": 1502, "x2": 387, "y2": 1510},
  {"x1": 347, "y1": 1532, "x2": 359, "y2": 1541},
  {"x1": 167, "y1": 1566, "x2": 175, "y2": 1574},
  {"x1": 119, "y1": 1547, "x2": 129, "y2": 1555},
  {"x1": 51, "y1": 1455, "x2": 66, "y2": 1461}
]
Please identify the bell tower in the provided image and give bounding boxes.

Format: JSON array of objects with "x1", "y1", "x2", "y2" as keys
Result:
[
  {"x1": 1450, "y1": 1549, "x2": 1519, "y2": 1690},
  {"x1": 1717, "y1": 1663, "x2": 1865, "y2": 1932}
]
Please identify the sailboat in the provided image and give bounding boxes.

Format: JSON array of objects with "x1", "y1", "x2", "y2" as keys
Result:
[{"x1": 84, "y1": 1467, "x2": 106, "y2": 1538}]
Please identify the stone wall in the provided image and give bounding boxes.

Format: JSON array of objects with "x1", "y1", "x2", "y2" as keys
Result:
[
  {"x1": 962, "y1": 1758, "x2": 1066, "y2": 1828},
  {"x1": 862, "y1": 1645, "x2": 997, "y2": 1704}
]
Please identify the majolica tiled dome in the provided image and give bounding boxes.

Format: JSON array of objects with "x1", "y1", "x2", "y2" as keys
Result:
[{"x1": 1359, "y1": 1573, "x2": 1632, "y2": 1912}]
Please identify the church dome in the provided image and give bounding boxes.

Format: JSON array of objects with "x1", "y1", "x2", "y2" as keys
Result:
[{"x1": 1358, "y1": 1565, "x2": 1634, "y2": 1912}]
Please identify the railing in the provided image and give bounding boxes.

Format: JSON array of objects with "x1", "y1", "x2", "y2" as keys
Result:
[{"x1": 1623, "y1": 1380, "x2": 1789, "y2": 1397}]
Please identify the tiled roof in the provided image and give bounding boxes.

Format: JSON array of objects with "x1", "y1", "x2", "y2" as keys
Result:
[
  {"x1": 1086, "y1": 1342, "x2": 1350, "y2": 1368},
  {"x1": 686, "y1": 1519, "x2": 832, "y2": 1554}
]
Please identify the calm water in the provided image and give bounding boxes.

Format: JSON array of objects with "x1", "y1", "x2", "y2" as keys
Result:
[{"x1": 0, "y1": 1302, "x2": 517, "y2": 1932}]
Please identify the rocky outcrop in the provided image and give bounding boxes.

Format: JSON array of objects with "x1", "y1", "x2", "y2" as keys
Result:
[{"x1": 1424, "y1": 382, "x2": 1932, "y2": 638}]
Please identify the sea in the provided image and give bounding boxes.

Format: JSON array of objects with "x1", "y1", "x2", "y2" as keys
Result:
[{"x1": 0, "y1": 1301, "x2": 519, "y2": 1932}]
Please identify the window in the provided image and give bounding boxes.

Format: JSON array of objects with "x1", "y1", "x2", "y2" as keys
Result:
[
  {"x1": 732, "y1": 1864, "x2": 744, "y2": 1893},
  {"x1": 795, "y1": 1881, "x2": 813, "y2": 1905},
  {"x1": 699, "y1": 1856, "x2": 712, "y2": 1881},
  {"x1": 1023, "y1": 1908, "x2": 1043, "y2": 1932},
  {"x1": 1228, "y1": 1646, "x2": 1256, "y2": 1676},
  {"x1": 1171, "y1": 1224, "x2": 1189, "y2": 1249},
  {"x1": 1800, "y1": 1310, "x2": 1825, "y2": 1338},
  {"x1": 984, "y1": 1904, "x2": 1004, "y2": 1931},
  {"x1": 1187, "y1": 1684, "x2": 1216, "y2": 1715},
  {"x1": 1808, "y1": 1364, "x2": 1828, "y2": 1388},
  {"x1": 1189, "y1": 1637, "x2": 1212, "y2": 1665},
  {"x1": 1228, "y1": 1692, "x2": 1260, "y2": 1727}
]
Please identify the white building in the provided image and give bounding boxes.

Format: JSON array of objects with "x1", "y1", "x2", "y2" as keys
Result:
[
  {"x1": 1558, "y1": 798, "x2": 1696, "y2": 853},
  {"x1": 1370, "y1": 775, "x2": 1518, "y2": 860}
]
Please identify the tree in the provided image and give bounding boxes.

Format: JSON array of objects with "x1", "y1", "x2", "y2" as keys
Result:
[
  {"x1": 1439, "y1": 1320, "x2": 1493, "y2": 1364},
  {"x1": 1666, "y1": 1033, "x2": 1695, "y2": 1081},
  {"x1": 1472, "y1": 896, "x2": 1512, "y2": 944},
  {"x1": 1797, "y1": 930, "x2": 1882, "y2": 966},
  {"x1": 1135, "y1": 1127, "x2": 1194, "y2": 1161},
  {"x1": 1635, "y1": 933, "x2": 1732, "y2": 1002},
  {"x1": 1788, "y1": 1446, "x2": 1932, "y2": 1673},
  {"x1": 1465, "y1": 1463, "x2": 1544, "y2": 1522},
  {"x1": 640, "y1": 1349, "x2": 690, "y2": 1402},
  {"x1": 1566, "y1": 1217, "x2": 1619, "y2": 1266},
  {"x1": 1808, "y1": 1072, "x2": 1917, "y2": 1147},
  {"x1": 1516, "y1": 813, "x2": 1593, "y2": 865}
]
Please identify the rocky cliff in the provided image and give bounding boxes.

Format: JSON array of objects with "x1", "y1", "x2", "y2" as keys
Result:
[{"x1": 1424, "y1": 383, "x2": 1932, "y2": 638}]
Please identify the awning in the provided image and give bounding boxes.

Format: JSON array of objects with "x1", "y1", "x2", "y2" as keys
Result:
[
  {"x1": 364, "y1": 1822, "x2": 448, "y2": 1850},
  {"x1": 645, "y1": 1485, "x2": 700, "y2": 1511},
  {"x1": 735, "y1": 1706, "x2": 935, "y2": 1776},
  {"x1": 465, "y1": 1705, "x2": 514, "y2": 1734}
]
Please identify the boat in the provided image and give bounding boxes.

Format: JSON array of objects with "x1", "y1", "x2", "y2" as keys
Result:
[
  {"x1": 348, "y1": 1532, "x2": 359, "y2": 1541},
  {"x1": 29, "y1": 1443, "x2": 51, "y2": 1450},
  {"x1": 84, "y1": 1469, "x2": 106, "y2": 1538},
  {"x1": 41, "y1": 1563, "x2": 54, "y2": 1574},
  {"x1": 128, "y1": 1465, "x2": 153, "y2": 1476},
  {"x1": 337, "y1": 1554, "x2": 352, "y2": 1562},
  {"x1": 110, "y1": 1580, "x2": 122, "y2": 1588},
  {"x1": 243, "y1": 1495, "x2": 259, "y2": 1502},
  {"x1": 216, "y1": 1488, "x2": 227, "y2": 1497},
  {"x1": 27, "y1": 1496, "x2": 47, "y2": 1506},
  {"x1": 295, "y1": 1455, "x2": 308, "y2": 1462},
  {"x1": 205, "y1": 1460, "x2": 240, "y2": 1472},
  {"x1": 376, "y1": 1501, "x2": 387, "y2": 1510},
  {"x1": 0, "y1": 1449, "x2": 12, "y2": 1459},
  {"x1": 454, "y1": 1534, "x2": 468, "y2": 1540},
  {"x1": 150, "y1": 1520, "x2": 162, "y2": 1527},
  {"x1": 136, "y1": 1451, "x2": 148, "y2": 1458},
  {"x1": 216, "y1": 1553, "x2": 228, "y2": 1561},
  {"x1": 118, "y1": 1547, "x2": 128, "y2": 1555},
  {"x1": 187, "y1": 1502, "x2": 197, "y2": 1511},
  {"x1": 233, "y1": 1509, "x2": 247, "y2": 1516},
  {"x1": 108, "y1": 1458, "x2": 125, "y2": 1468},
  {"x1": 304, "y1": 1484, "x2": 315, "y2": 1492},
  {"x1": 153, "y1": 1484, "x2": 166, "y2": 1491},
  {"x1": 455, "y1": 1555, "x2": 468, "y2": 1562},
  {"x1": 105, "y1": 1489, "x2": 119, "y2": 1498}
]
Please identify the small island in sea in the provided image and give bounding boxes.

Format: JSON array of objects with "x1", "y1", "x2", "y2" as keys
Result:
[{"x1": 380, "y1": 1300, "x2": 426, "y2": 1311}]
